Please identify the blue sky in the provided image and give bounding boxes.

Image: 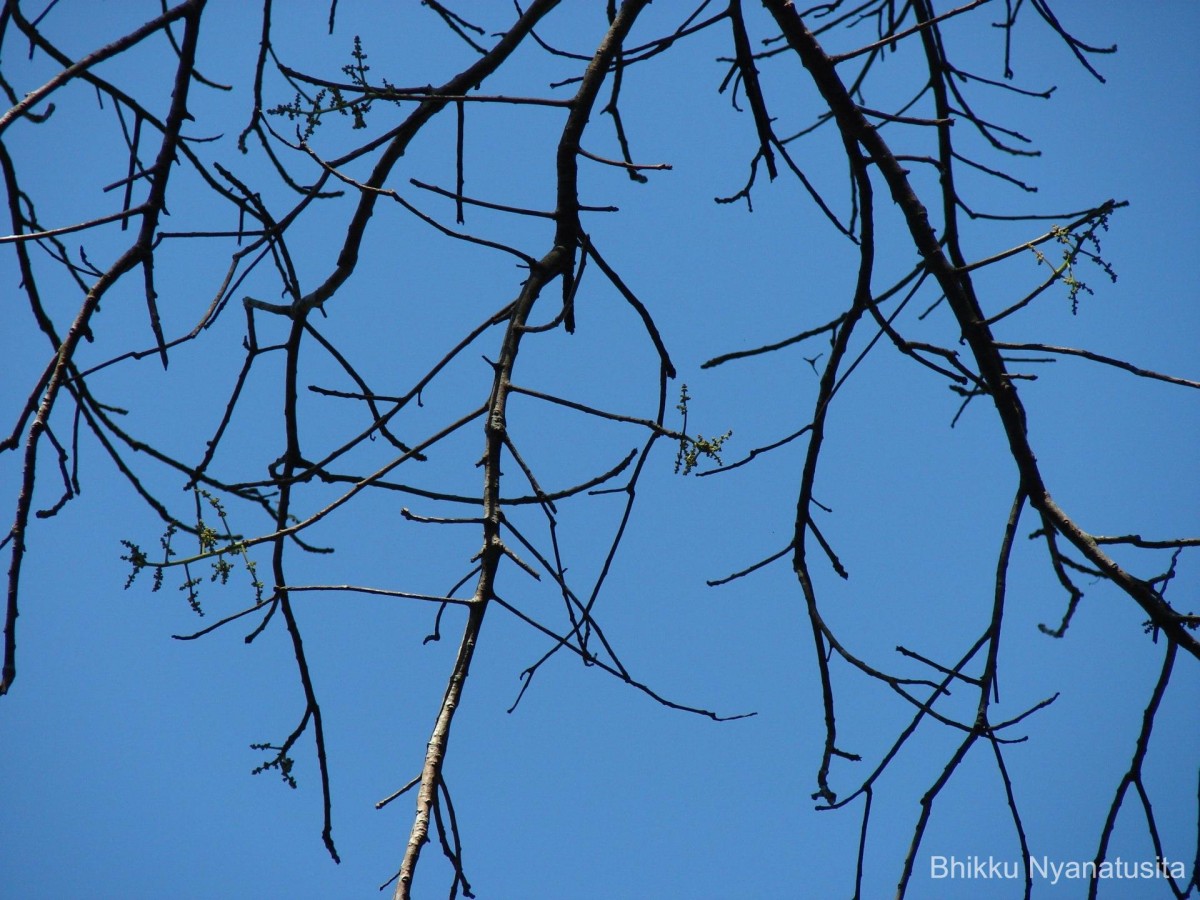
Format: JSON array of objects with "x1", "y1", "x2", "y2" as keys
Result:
[{"x1": 2, "y1": 3, "x2": 1197, "y2": 898}]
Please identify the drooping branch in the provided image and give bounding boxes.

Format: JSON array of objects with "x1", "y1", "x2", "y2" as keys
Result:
[
  {"x1": 2, "y1": 0, "x2": 208, "y2": 695},
  {"x1": 394, "y1": 4, "x2": 654, "y2": 895},
  {"x1": 762, "y1": 0, "x2": 1200, "y2": 660},
  {"x1": 3, "y1": 4, "x2": 1194, "y2": 897}
]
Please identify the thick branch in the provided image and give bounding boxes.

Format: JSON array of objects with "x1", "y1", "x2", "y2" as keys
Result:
[{"x1": 763, "y1": 0, "x2": 1200, "y2": 659}]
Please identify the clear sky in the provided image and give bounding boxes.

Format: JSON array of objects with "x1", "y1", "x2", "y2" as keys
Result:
[{"x1": 2, "y1": 3, "x2": 1197, "y2": 899}]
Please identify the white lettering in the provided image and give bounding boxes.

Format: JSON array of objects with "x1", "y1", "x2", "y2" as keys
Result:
[
  {"x1": 1046, "y1": 858, "x2": 1064, "y2": 885},
  {"x1": 926, "y1": 854, "x2": 1189, "y2": 883}
]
